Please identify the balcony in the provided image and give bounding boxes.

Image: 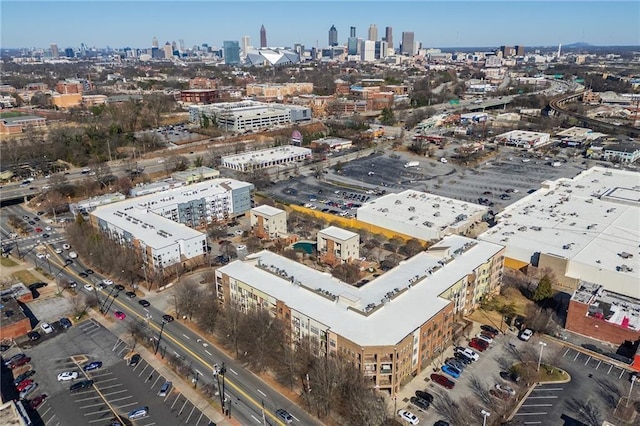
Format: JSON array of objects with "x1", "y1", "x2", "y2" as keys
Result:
[{"x1": 380, "y1": 363, "x2": 393, "y2": 374}]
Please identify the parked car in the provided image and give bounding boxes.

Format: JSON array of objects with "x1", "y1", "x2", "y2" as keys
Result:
[
  {"x1": 397, "y1": 409, "x2": 420, "y2": 425},
  {"x1": 500, "y1": 371, "x2": 521, "y2": 384},
  {"x1": 28, "y1": 331, "x2": 41, "y2": 341},
  {"x1": 495, "y1": 383, "x2": 516, "y2": 396},
  {"x1": 469, "y1": 339, "x2": 487, "y2": 352},
  {"x1": 480, "y1": 325, "x2": 499, "y2": 337},
  {"x1": 129, "y1": 354, "x2": 141, "y2": 367},
  {"x1": 519, "y1": 328, "x2": 534, "y2": 341},
  {"x1": 125, "y1": 399, "x2": 148, "y2": 416},
  {"x1": 19, "y1": 382, "x2": 38, "y2": 398},
  {"x1": 57, "y1": 371, "x2": 79, "y2": 381},
  {"x1": 16, "y1": 379, "x2": 35, "y2": 392},
  {"x1": 275, "y1": 408, "x2": 293, "y2": 424},
  {"x1": 83, "y1": 361, "x2": 103, "y2": 371},
  {"x1": 410, "y1": 396, "x2": 430, "y2": 410},
  {"x1": 13, "y1": 370, "x2": 36, "y2": 386},
  {"x1": 157, "y1": 381, "x2": 172, "y2": 397},
  {"x1": 441, "y1": 364, "x2": 461, "y2": 379},
  {"x1": 4, "y1": 353, "x2": 26, "y2": 366},
  {"x1": 430, "y1": 373, "x2": 455, "y2": 389},
  {"x1": 9, "y1": 356, "x2": 32, "y2": 369},
  {"x1": 40, "y1": 323, "x2": 54, "y2": 334},
  {"x1": 70, "y1": 380, "x2": 94, "y2": 393},
  {"x1": 454, "y1": 346, "x2": 479, "y2": 361},
  {"x1": 59, "y1": 317, "x2": 72, "y2": 329},
  {"x1": 415, "y1": 390, "x2": 434, "y2": 402},
  {"x1": 444, "y1": 358, "x2": 465, "y2": 371},
  {"x1": 29, "y1": 393, "x2": 48, "y2": 409},
  {"x1": 476, "y1": 333, "x2": 494, "y2": 344},
  {"x1": 471, "y1": 337, "x2": 489, "y2": 349},
  {"x1": 125, "y1": 291, "x2": 136, "y2": 298},
  {"x1": 454, "y1": 352, "x2": 473, "y2": 365},
  {"x1": 581, "y1": 343, "x2": 603, "y2": 354}
]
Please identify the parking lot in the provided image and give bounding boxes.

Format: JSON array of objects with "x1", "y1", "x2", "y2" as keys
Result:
[{"x1": 8, "y1": 318, "x2": 215, "y2": 426}]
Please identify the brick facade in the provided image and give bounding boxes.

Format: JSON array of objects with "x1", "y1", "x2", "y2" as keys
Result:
[{"x1": 566, "y1": 300, "x2": 640, "y2": 345}]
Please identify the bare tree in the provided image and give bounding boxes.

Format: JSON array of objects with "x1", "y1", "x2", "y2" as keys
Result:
[
  {"x1": 240, "y1": 308, "x2": 284, "y2": 372},
  {"x1": 175, "y1": 279, "x2": 201, "y2": 321},
  {"x1": 566, "y1": 397, "x2": 602, "y2": 426},
  {"x1": 430, "y1": 392, "x2": 467, "y2": 425},
  {"x1": 468, "y1": 374, "x2": 492, "y2": 405},
  {"x1": 195, "y1": 293, "x2": 219, "y2": 335},
  {"x1": 218, "y1": 302, "x2": 244, "y2": 359}
]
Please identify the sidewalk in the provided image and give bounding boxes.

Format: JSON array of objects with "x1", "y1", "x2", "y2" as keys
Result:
[{"x1": 91, "y1": 310, "x2": 240, "y2": 426}]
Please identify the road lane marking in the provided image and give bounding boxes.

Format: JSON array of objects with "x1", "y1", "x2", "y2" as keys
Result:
[
  {"x1": 251, "y1": 415, "x2": 263, "y2": 423},
  {"x1": 205, "y1": 350, "x2": 212, "y2": 356},
  {"x1": 183, "y1": 334, "x2": 190, "y2": 339},
  {"x1": 515, "y1": 412, "x2": 548, "y2": 416},
  {"x1": 229, "y1": 368, "x2": 238, "y2": 375},
  {"x1": 258, "y1": 389, "x2": 266, "y2": 397},
  {"x1": 523, "y1": 404, "x2": 553, "y2": 407},
  {"x1": 527, "y1": 396, "x2": 558, "y2": 399}
]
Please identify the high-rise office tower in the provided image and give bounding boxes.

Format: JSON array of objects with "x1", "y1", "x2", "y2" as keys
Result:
[
  {"x1": 152, "y1": 36, "x2": 159, "y2": 48},
  {"x1": 385, "y1": 26, "x2": 393, "y2": 50},
  {"x1": 260, "y1": 25, "x2": 267, "y2": 48},
  {"x1": 348, "y1": 37, "x2": 358, "y2": 55},
  {"x1": 64, "y1": 47, "x2": 74, "y2": 58},
  {"x1": 50, "y1": 43, "x2": 59, "y2": 58},
  {"x1": 401, "y1": 31, "x2": 415, "y2": 56},
  {"x1": 361, "y1": 40, "x2": 375, "y2": 61},
  {"x1": 329, "y1": 25, "x2": 338, "y2": 47},
  {"x1": 179, "y1": 39, "x2": 185, "y2": 52},
  {"x1": 368, "y1": 24, "x2": 378, "y2": 41},
  {"x1": 163, "y1": 42, "x2": 173, "y2": 59},
  {"x1": 375, "y1": 41, "x2": 387, "y2": 59},
  {"x1": 350, "y1": 26, "x2": 356, "y2": 38},
  {"x1": 241, "y1": 36, "x2": 250, "y2": 57},
  {"x1": 223, "y1": 41, "x2": 241, "y2": 64}
]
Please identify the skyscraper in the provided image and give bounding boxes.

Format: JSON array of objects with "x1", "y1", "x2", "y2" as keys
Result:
[
  {"x1": 152, "y1": 36, "x2": 159, "y2": 48},
  {"x1": 223, "y1": 41, "x2": 241, "y2": 65},
  {"x1": 50, "y1": 43, "x2": 59, "y2": 58},
  {"x1": 368, "y1": 24, "x2": 378, "y2": 41},
  {"x1": 385, "y1": 26, "x2": 393, "y2": 50},
  {"x1": 329, "y1": 25, "x2": 338, "y2": 47},
  {"x1": 350, "y1": 26, "x2": 356, "y2": 38},
  {"x1": 348, "y1": 37, "x2": 358, "y2": 55},
  {"x1": 361, "y1": 40, "x2": 375, "y2": 62},
  {"x1": 163, "y1": 42, "x2": 173, "y2": 59},
  {"x1": 241, "y1": 36, "x2": 250, "y2": 57},
  {"x1": 260, "y1": 25, "x2": 267, "y2": 48},
  {"x1": 401, "y1": 31, "x2": 415, "y2": 56}
]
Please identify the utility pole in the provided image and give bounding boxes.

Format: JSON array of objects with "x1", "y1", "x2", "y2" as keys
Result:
[
  {"x1": 627, "y1": 374, "x2": 637, "y2": 407},
  {"x1": 154, "y1": 320, "x2": 166, "y2": 355},
  {"x1": 537, "y1": 342, "x2": 547, "y2": 371}
]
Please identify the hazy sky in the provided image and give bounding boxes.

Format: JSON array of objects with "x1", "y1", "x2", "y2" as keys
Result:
[{"x1": 2, "y1": 1, "x2": 639, "y2": 49}]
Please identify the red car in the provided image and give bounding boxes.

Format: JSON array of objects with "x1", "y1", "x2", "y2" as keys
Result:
[
  {"x1": 431, "y1": 373, "x2": 455, "y2": 389},
  {"x1": 29, "y1": 394, "x2": 48, "y2": 409},
  {"x1": 16, "y1": 379, "x2": 34, "y2": 392},
  {"x1": 35, "y1": 227, "x2": 43, "y2": 233},
  {"x1": 469, "y1": 339, "x2": 487, "y2": 352},
  {"x1": 114, "y1": 311, "x2": 126, "y2": 320},
  {"x1": 472, "y1": 337, "x2": 489, "y2": 348},
  {"x1": 10, "y1": 357, "x2": 31, "y2": 369}
]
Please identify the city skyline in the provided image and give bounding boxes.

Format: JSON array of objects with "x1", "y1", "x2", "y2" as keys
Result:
[{"x1": 1, "y1": 1, "x2": 639, "y2": 50}]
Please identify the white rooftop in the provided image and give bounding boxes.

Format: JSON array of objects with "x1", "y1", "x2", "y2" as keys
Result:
[
  {"x1": 222, "y1": 146, "x2": 311, "y2": 166},
  {"x1": 251, "y1": 205, "x2": 285, "y2": 217},
  {"x1": 318, "y1": 226, "x2": 359, "y2": 241},
  {"x1": 357, "y1": 190, "x2": 487, "y2": 237},
  {"x1": 218, "y1": 235, "x2": 504, "y2": 346},
  {"x1": 479, "y1": 167, "x2": 640, "y2": 297}
]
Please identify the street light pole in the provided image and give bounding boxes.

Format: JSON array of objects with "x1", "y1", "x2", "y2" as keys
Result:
[
  {"x1": 627, "y1": 374, "x2": 637, "y2": 407},
  {"x1": 537, "y1": 342, "x2": 547, "y2": 372},
  {"x1": 481, "y1": 409, "x2": 490, "y2": 426},
  {"x1": 154, "y1": 320, "x2": 166, "y2": 355}
]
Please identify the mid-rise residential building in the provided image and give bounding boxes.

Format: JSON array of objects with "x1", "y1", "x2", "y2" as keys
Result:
[
  {"x1": 479, "y1": 167, "x2": 640, "y2": 298},
  {"x1": 70, "y1": 192, "x2": 127, "y2": 217},
  {"x1": 91, "y1": 179, "x2": 254, "y2": 268},
  {"x1": 189, "y1": 100, "x2": 311, "y2": 133},
  {"x1": 251, "y1": 205, "x2": 287, "y2": 239},
  {"x1": 317, "y1": 226, "x2": 360, "y2": 264},
  {"x1": 357, "y1": 190, "x2": 488, "y2": 241},
  {"x1": 221, "y1": 145, "x2": 312, "y2": 172},
  {"x1": 0, "y1": 115, "x2": 46, "y2": 134},
  {"x1": 215, "y1": 235, "x2": 504, "y2": 394}
]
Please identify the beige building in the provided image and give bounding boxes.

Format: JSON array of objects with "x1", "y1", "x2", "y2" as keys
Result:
[
  {"x1": 317, "y1": 226, "x2": 360, "y2": 264},
  {"x1": 215, "y1": 235, "x2": 504, "y2": 394},
  {"x1": 245, "y1": 82, "x2": 313, "y2": 98},
  {"x1": 251, "y1": 205, "x2": 287, "y2": 239}
]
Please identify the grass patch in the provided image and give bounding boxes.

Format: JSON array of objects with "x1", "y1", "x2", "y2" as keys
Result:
[
  {"x1": 468, "y1": 286, "x2": 534, "y2": 327},
  {"x1": 1, "y1": 257, "x2": 17, "y2": 267},
  {"x1": 0, "y1": 111, "x2": 27, "y2": 119},
  {"x1": 535, "y1": 364, "x2": 568, "y2": 382},
  {"x1": 11, "y1": 270, "x2": 40, "y2": 285}
]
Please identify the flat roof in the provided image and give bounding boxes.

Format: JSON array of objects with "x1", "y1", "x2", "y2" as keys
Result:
[
  {"x1": 318, "y1": 226, "x2": 359, "y2": 241},
  {"x1": 479, "y1": 167, "x2": 640, "y2": 294},
  {"x1": 251, "y1": 205, "x2": 285, "y2": 217},
  {"x1": 218, "y1": 235, "x2": 503, "y2": 346},
  {"x1": 495, "y1": 130, "x2": 550, "y2": 141},
  {"x1": 92, "y1": 178, "x2": 253, "y2": 249},
  {"x1": 357, "y1": 189, "x2": 487, "y2": 235},
  {"x1": 222, "y1": 146, "x2": 311, "y2": 166},
  {"x1": 572, "y1": 281, "x2": 640, "y2": 331}
]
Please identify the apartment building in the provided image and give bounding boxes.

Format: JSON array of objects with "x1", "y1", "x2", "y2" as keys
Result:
[
  {"x1": 317, "y1": 226, "x2": 360, "y2": 264},
  {"x1": 250, "y1": 205, "x2": 287, "y2": 239},
  {"x1": 215, "y1": 235, "x2": 504, "y2": 394}
]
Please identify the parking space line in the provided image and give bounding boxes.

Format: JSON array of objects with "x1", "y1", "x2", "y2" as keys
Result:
[
  {"x1": 595, "y1": 360, "x2": 601, "y2": 369},
  {"x1": 619, "y1": 369, "x2": 625, "y2": 379},
  {"x1": 97, "y1": 384, "x2": 123, "y2": 391},
  {"x1": 528, "y1": 396, "x2": 558, "y2": 399},
  {"x1": 514, "y1": 412, "x2": 548, "y2": 416},
  {"x1": 117, "y1": 347, "x2": 128, "y2": 357},
  {"x1": 185, "y1": 405, "x2": 196, "y2": 423},
  {"x1": 205, "y1": 350, "x2": 212, "y2": 356},
  {"x1": 95, "y1": 376, "x2": 116, "y2": 382},
  {"x1": 573, "y1": 352, "x2": 580, "y2": 361},
  {"x1": 132, "y1": 360, "x2": 145, "y2": 372},
  {"x1": 138, "y1": 364, "x2": 150, "y2": 377},
  {"x1": 151, "y1": 375, "x2": 161, "y2": 388},
  {"x1": 40, "y1": 406, "x2": 52, "y2": 417},
  {"x1": 113, "y1": 401, "x2": 138, "y2": 409},
  {"x1": 107, "y1": 395, "x2": 132, "y2": 403},
  {"x1": 563, "y1": 348, "x2": 570, "y2": 357},
  {"x1": 524, "y1": 422, "x2": 542, "y2": 424},
  {"x1": 178, "y1": 399, "x2": 188, "y2": 416},
  {"x1": 171, "y1": 394, "x2": 181, "y2": 408},
  {"x1": 102, "y1": 390, "x2": 128, "y2": 397},
  {"x1": 79, "y1": 402, "x2": 108, "y2": 409},
  {"x1": 608, "y1": 364, "x2": 614, "y2": 374},
  {"x1": 195, "y1": 412, "x2": 204, "y2": 425},
  {"x1": 83, "y1": 409, "x2": 113, "y2": 416},
  {"x1": 75, "y1": 394, "x2": 101, "y2": 401},
  {"x1": 585, "y1": 356, "x2": 591, "y2": 365},
  {"x1": 523, "y1": 404, "x2": 553, "y2": 407}
]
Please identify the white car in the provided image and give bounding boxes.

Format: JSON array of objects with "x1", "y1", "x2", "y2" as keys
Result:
[
  {"x1": 45, "y1": 226, "x2": 52, "y2": 231},
  {"x1": 519, "y1": 328, "x2": 534, "y2": 341},
  {"x1": 68, "y1": 251, "x2": 78, "y2": 259},
  {"x1": 54, "y1": 248, "x2": 63, "y2": 254},
  {"x1": 495, "y1": 383, "x2": 516, "y2": 396},
  {"x1": 102, "y1": 279, "x2": 113, "y2": 285},
  {"x1": 236, "y1": 245, "x2": 247, "y2": 251},
  {"x1": 84, "y1": 284, "x2": 94, "y2": 291},
  {"x1": 57, "y1": 371, "x2": 79, "y2": 381},
  {"x1": 62, "y1": 244, "x2": 71, "y2": 250},
  {"x1": 36, "y1": 253, "x2": 46, "y2": 259},
  {"x1": 522, "y1": 158, "x2": 531, "y2": 163},
  {"x1": 397, "y1": 409, "x2": 420, "y2": 425},
  {"x1": 234, "y1": 229, "x2": 243, "y2": 236},
  {"x1": 476, "y1": 333, "x2": 494, "y2": 344},
  {"x1": 454, "y1": 346, "x2": 480, "y2": 361},
  {"x1": 40, "y1": 323, "x2": 54, "y2": 334}
]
